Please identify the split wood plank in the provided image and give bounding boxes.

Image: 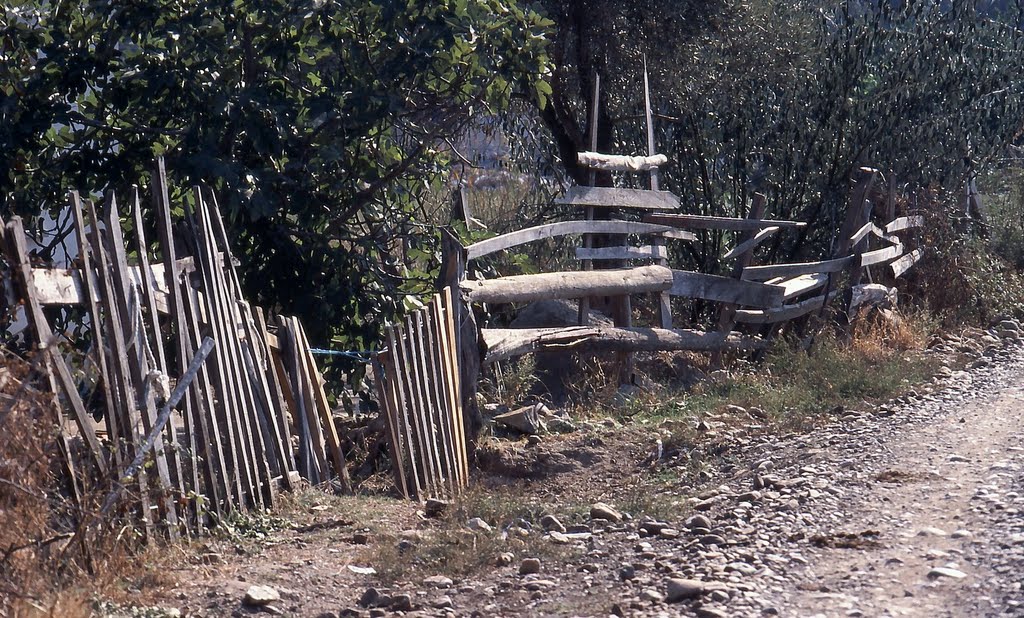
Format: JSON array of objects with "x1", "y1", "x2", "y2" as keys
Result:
[
  {"x1": 741, "y1": 256, "x2": 854, "y2": 281},
  {"x1": 772, "y1": 273, "x2": 829, "y2": 300},
  {"x1": 891, "y1": 248, "x2": 924, "y2": 278},
  {"x1": 294, "y1": 318, "x2": 351, "y2": 492},
  {"x1": 69, "y1": 192, "x2": 123, "y2": 471},
  {"x1": 574, "y1": 245, "x2": 666, "y2": 261},
  {"x1": 104, "y1": 193, "x2": 181, "y2": 536},
  {"x1": 384, "y1": 326, "x2": 425, "y2": 499},
  {"x1": 278, "y1": 316, "x2": 321, "y2": 483},
  {"x1": 372, "y1": 354, "x2": 410, "y2": 499},
  {"x1": 643, "y1": 213, "x2": 806, "y2": 231},
  {"x1": 3, "y1": 216, "x2": 108, "y2": 476},
  {"x1": 441, "y1": 287, "x2": 470, "y2": 486},
  {"x1": 577, "y1": 74, "x2": 601, "y2": 327},
  {"x1": 433, "y1": 293, "x2": 464, "y2": 492},
  {"x1": 465, "y1": 221, "x2": 684, "y2": 260},
  {"x1": 859, "y1": 244, "x2": 904, "y2": 267},
  {"x1": 885, "y1": 215, "x2": 925, "y2": 234},
  {"x1": 425, "y1": 299, "x2": 458, "y2": 494},
  {"x1": 670, "y1": 270, "x2": 785, "y2": 309},
  {"x1": 83, "y1": 200, "x2": 155, "y2": 535},
  {"x1": 734, "y1": 291, "x2": 840, "y2": 324},
  {"x1": 481, "y1": 327, "x2": 765, "y2": 364},
  {"x1": 25, "y1": 258, "x2": 195, "y2": 307},
  {"x1": 575, "y1": 151, "x2": 667, "y2": 172},
  {"x1": 405, "y1": 314, "x2": 446, "y2": 498},
  {"x1": 643, "y1": 60, "x2": 672, "y2": 330},
  {"x1": 252, "y1": 306, "x2": 298, "y2": 486},
  {"x1": 722, "y1": 226, "x2": 779, "y2": 260},
  {"x1": 462, "y1": 265, "x2": 673, "y2": 305},
  {"x1": 414, "y1": 310, "x2": 452, "y2": 497},
  {"x1": 554, "y1": 186, "x2": 680, "y2": 211},
  {"x1": 395, "y1": 319, "x2": 440, "y2": 498}
]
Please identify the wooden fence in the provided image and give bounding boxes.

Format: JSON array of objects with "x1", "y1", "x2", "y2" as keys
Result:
[
  {"x1": 1, "y1": 159, "x2": 349, "y2": 537},
  {"x1": 372, "y1": 288, "x2": 468, "y2": 500}
]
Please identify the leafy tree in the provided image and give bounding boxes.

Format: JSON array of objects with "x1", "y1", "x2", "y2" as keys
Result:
[{"x1": 1, "y1": 0, "x2": 552, "y2": 363}]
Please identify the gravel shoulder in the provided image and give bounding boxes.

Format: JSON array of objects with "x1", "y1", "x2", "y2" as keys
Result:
[{"x1": 141, "y1": 335, "x2": 1024, "y2": 618}]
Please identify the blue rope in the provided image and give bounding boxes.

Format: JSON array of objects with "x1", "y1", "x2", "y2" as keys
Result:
[{"x1": 308, "y1": 348, "x2": 374, "y2": 361}]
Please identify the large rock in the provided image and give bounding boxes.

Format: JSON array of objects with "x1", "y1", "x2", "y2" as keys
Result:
[
  {"x1": 665, "y1": 578, "x2": 706, "y2": 603},
  {"x1": 590, "y1": 502, "x2": 623, "y2": 523},
  {"x1": 243, "y1": 585, "x2": 281, "y2": 606},
  {"x1": 494, "y1": 404, "x2": 542, "y2": 434}
]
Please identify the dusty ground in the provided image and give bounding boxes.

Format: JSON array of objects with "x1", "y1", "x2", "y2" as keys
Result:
[{"x1": 130, "y1": 331, "x2": 1024, "y2": 618}]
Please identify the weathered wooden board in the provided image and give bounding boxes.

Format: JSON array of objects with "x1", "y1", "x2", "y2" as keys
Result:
[
  {"x1": 885, "y1": 215, "x2": 925, "y2": 233},
  {"x1": 771, "y1": 273, "x2": 829, "y2": 300},
  {"x1": 670, "y1": 270, "x2": 785, "y2": 309},
  {"x1": 849, "y1": 221, "x2": 875, "y2": 246},
  {"x1": 891, "y1": 248, "x2": 924, "y2": 278},
  {"x1": 461, "y1": 265, "x2": 673, "y2": 304},
  {"x1": 555, "y1": 186, "x2": 680, "y2": 210},
  {"x1": 859, "y1": 244, "x2": 904, "y2": 267},
  {"x1": 741, "y1": 256, "x2": 854, "y2": 281},
  {"x1": 27, "y1": 257, "x2": 197, "y2": 307},
  {"x1": 734, "y1": 291, "x2": 839, "y2": 324},
  {"x1": 481, "y1": 326, "x2": 765, "y2": 363},
  {"x1": 644, "y1": 213, "x2": 806, "y2": 231},
  {"x1": 574, "y1": 244, "x2": 667, "y2": 261},
  {"x1": 576, "y1": 151, "x2": 667, "y2": 172},
  {"x1": 722, "y1": 226, "x2": 779, "y2": 260},
  {"x1": 466, "y1": 220, "x2": 683, "y2": 260}
]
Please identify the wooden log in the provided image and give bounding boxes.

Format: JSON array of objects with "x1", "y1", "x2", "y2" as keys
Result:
[
  {"x1": 722, "y1": 226, "x2": 778, "y2": 260},
  {"x1": 465, "y1": 220, "x2": 684, "y2": 260},
  {"x1": 575, "y1": 151, "x2": 667, "y2": 172},
  {"x1": 574, "y1": 244, "x2": 667, "y2": 261},
  {"x1": 859, "y1": 244, "x2": 904, "y2": 267},
  {"x1": 891, "y1": 248, "x2": 924, "y2": 278},
  {"x1": 885, "y1": 215, "x2": 924, "y2": 234},
  {"x1": 462, "y1": 265, "x2": 672, "y2": 305},
  {"x1": 772, "y1": 273, "x2": 829, "y2": 300},
  {"x1": 482, "y1": 327, "x2": 764, "y2": 363},
  {"x1": 555, "y1": 186, "x2": 680, "y2": 211},
  {"x1": 741, "y1": 256, "x2": 854, "y2": 281},
  {"x1": 643, "y1": 213, "x2": 806, "y2": 231},
  {"x1": 670, "y1": 271, "x2": 785, "y2": 309},
  {"x1": 734, "y1": 291, "x2": 840, "y2": 324}
]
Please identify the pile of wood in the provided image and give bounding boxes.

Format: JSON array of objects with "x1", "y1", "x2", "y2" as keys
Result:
[{"x1": 1, "y1": 159, "x2": 349, "y2": 537}]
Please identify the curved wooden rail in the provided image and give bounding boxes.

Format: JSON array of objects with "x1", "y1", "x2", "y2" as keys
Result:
[{"x1": 465, "y1": 220, "x2": 691, "y2": 261}]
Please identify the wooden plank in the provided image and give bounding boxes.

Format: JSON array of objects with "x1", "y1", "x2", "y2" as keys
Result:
[
  {"x1": 577, "y1": 74, "x2": 601, "y2": 328},
  {"x1": 385, "y1": 326, "x2": 424, "y2": 499},
  {"x1": 28, "y1": 258, "x2": 194, "y2": 307},
  {"x1": 130, "y1": 186, "x2": 194, "y2": 530},
  {"x1": 253, "y1": 306, "x2": 298, "y2": 484},
  {"x1": 849, "y1": 221, "x2": 875, "y2": 247},
  {"x1": 372, "y1": 354, "x2": 410, "y2": 499},
  {"x1": 555, "y1": 186, "x2": 680, "y2": 211},
  {"x1": 859, "y1": 244, "x2": 904, "y2": 267},
  {"x1": 83, "y1": 200, "x2": 154, "y2": 535},
  {"x1": 187, "y1": 194, "x2": 263, "y2": 507},
  {"x1": 104, "y1": 193, "x2": 181, "y2": 536},
  {"x1": 481, "y1": 326, "x2": 765, "y2": 364},
  {"x1": 294, "y1": 318, "x2": 352, "y2": 492},
  {"x1": 885, "y1": 215, "x2": 924, "y2": 234},
  {"x1": 574, "y1": 244, "x2": 667, "y2": 261},
  {"x1": 433, "y1": 294, "x2": 463, "y2": 492},
  {"x1": 741, "y1": 256, "x2": 854, "y2": 281},
  {"x1": 4, "y1": 215, "x2": 109, "y2": 476},
  {"x1": 466, "y1": 220, "x2": 684, "y2": 260},
  {"x1": 734, "y1": 291, "x2": 840, "y2": 324},
  {"x1": 405, "y1": 313, "x2": 446, "y2": 498},
  {"x1": 195, "y1": 192, "x2": 276, "y2": 507},
  {"x1": 773, "y1": 273, "x2": 829, "y2": 300},
  {"x1": 462, "y1": 265, "x2": 673, "y2": 305},
  {"x1": 575, "y1": 151, "x2": 667, "y2": 172},
  {"x1": 670, "y1": 270, "x2": 785, "y2": 309},
  {"x1": 426, "y1": 297, "x2": 459, "y2": 494},
  {"x1": 394, "y1": 320, "x2": 437, "y2": 498},
  {"x1": 281, "y1": 316, "x2": 325, "y2": 483},
  {"x1": 722, "y1": 226, "x2": 779, "y2": 260},
  {"x1": 643, "y1": 213, "x2": 806, "y2": 231},
  {"x1": 891, "y1": 248, "x2": 924, "y2": 278},
  {"x1": 417, "y1": 308, "x2": 454, "y2": 497},
  {"x1": 441, "y1": 288, "x2": 470, "y2": 487},
  {"x1": 69, "y1": 192, "x2": 122, "y2": 471}
]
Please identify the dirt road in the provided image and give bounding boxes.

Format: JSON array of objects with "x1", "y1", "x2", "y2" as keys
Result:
[{"x1": 145, "y1": 337, "x2": 1024, "y2": 618}]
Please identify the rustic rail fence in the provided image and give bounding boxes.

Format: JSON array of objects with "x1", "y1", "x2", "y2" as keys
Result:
[{"x1": 0, "y1": 159, "x2": 350, "y2": 537}]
